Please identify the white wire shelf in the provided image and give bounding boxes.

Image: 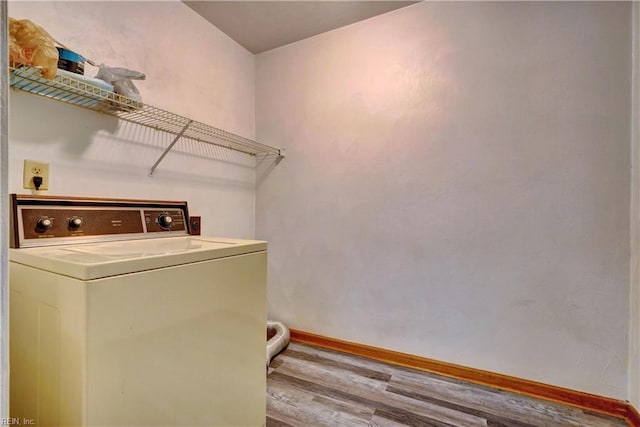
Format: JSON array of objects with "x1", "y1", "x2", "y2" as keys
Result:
[{"x1": 9, "y1": 65, "x2": 284, "y2": 174}]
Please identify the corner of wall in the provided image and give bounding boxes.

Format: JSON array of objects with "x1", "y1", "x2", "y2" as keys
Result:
[
  {"x1": 630, "y1": 0, "x2": 640, "y2": 410},
  {"x1": 0, "y1": 0, "x2": 9, "y2": 417}
]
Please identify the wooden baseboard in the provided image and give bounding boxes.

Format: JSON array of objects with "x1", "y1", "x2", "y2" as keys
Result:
[{"x1": 289, "y1": 329, "x2": 637, "y2": 424}]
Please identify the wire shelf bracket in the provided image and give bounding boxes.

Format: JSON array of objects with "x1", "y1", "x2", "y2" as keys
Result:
[{"x1": 149, "y1": 119, "x2": 193, "y2": 176}]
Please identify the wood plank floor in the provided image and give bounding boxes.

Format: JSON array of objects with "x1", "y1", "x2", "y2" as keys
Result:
[{"x1": 266, "y1": 342, "x2": 628, "y2": 427}]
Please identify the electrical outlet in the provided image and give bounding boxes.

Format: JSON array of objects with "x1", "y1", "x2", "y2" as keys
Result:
[{"x1": 23, "y1": 159, "x2": 50, "y2": 191}]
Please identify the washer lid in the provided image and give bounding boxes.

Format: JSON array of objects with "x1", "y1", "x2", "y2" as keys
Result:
[{"x1": 9, "y1": 236, "x2": 266, "y2": 280}]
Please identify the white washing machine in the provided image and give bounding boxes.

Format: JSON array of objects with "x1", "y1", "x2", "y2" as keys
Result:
[{"x1": 9, "y1": 194, "x2": 267, "y2": 427}]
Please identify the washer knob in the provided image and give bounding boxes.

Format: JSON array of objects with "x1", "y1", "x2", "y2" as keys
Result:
[
  {"x1": 158, "y1": 213, "x2": 173, "y2": 229},
  {"x1": 36, "y1": 217, "x2": 53, "y2": 231},
  {"x1": 69, "y1": 216, "x2": 84, "y2": 229}
]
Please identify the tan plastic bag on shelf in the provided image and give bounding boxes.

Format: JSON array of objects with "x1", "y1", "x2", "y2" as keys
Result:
[
  {"x1": 9, "y1": 17, "x2": 58, "y2": 80},
  {"x1": 8, "y1": 19, "x2": 27, "y2": 64}
]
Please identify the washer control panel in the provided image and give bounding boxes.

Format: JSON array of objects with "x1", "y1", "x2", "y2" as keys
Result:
[{"x1": 11, "y1": 195, "x2": 190, "y2": 248}]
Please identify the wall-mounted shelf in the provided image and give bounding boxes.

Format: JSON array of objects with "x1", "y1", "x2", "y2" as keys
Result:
[{"x1": 9, "y1": 65, "x2": 284, "y2": 175}]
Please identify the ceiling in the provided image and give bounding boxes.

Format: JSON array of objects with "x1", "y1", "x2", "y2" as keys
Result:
[{"x1": 183, "y1": 1, "x2": 420, "y2": 54}]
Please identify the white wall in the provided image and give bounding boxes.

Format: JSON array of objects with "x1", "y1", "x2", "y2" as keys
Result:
[
  {"x1": 256, "y1": 1, "x2": 631, "y2": 399},
  {"x1": 8, "y1": 1, "x2": 257, "y2": 238}
]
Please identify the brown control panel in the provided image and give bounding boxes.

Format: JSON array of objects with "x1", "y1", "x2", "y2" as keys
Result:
[
  {"x1": 22, "y1": 209, "x2": 144, "y2": 240},
  {"x1": 10, "y1": 194, "x2": 191, "y2": 248}
]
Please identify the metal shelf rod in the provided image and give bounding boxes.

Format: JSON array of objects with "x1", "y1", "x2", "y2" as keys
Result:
[{"x1": 149, "y1": 119, "x2": 193, "y2": 176}]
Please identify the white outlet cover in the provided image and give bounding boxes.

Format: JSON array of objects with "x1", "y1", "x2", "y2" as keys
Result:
[{"x1": 23, "y1": 159, "x2": 50, "y2": 190}]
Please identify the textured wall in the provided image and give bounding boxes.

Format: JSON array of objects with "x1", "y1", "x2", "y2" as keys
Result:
[
  {"x1": 256, "y1": 1, "x2": 631, "y2": 398},
  {"x1": 8, "y1": 1, "x2": 257, "y2": 238}
]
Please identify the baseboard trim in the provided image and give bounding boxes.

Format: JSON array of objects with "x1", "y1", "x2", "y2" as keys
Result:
[{"x1": 289, "y1": 329, "x2": 637, "y2": 424}]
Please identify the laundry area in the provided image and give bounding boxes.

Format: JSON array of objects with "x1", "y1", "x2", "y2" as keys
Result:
[{"x1": 0, "y1": 1, "x2": 639, "y2": 426}]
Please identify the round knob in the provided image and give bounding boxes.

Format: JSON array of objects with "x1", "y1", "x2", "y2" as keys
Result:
[
  {"x1": 158, "y1": 213, "x2": 173, "y2": 229},
  {"x1": 36, "y1": 217, "x2": 53, "y2": 231},
  {"x1": 68, "y1": 216, "x2": 84, "y2": 229}
]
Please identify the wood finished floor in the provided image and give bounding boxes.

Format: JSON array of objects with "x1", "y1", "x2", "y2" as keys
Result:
[{"x1": 266, "y1": 342, "x2": 628, "y2": 427}]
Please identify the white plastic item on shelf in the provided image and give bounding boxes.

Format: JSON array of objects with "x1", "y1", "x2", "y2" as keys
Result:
[
  {"x1": 58, "y1": 68, "x2": 114, "y2": 92},
  {"x1": 96, "y1": 64, "x2": 145, "y2": 103}
]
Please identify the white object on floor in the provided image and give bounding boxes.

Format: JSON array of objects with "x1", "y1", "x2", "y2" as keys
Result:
[{"x1": 267, "y1": 320, "x2": 290, "y2": 365}]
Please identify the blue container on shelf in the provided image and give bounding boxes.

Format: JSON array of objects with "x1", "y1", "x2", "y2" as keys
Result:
[{"x1": 56, "y1": 47, "x2": 85, "y2": 75}]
